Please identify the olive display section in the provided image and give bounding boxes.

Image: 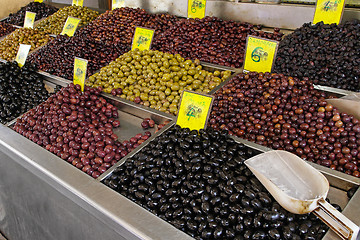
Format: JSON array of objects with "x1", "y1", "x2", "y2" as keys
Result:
[
  {"x1": 0, "y1": 62, "x2": 51, "y2": 125},
  {"x1": 209, "y1": 72, "x2": 360, "y2": 178},
  {"x1": 28, "y1": 35, "x2": 128, "y2": 80},
  {"x1": 35, "y1": 5, "x2": 99, "y2": 35},
  {"x1": 103, "y1": 125, "x2": 342, "y2": 240},
  {"x1": 86, "y1": 49, "x2": 233, "y2": 115},
  {"x1": 11, "y1": 83, "x2": 172, "y2": 179},
  {"x1": 0, "y1": 22, "x2": 16, "y2": 38},
  {"x1": 0, "y1": 28, "x2": 52, "y2": 61},
  {"x1": 274, "y1": 20, "x2": 360, "y2": 92},
  {"x1": 2, "y1": 2, "x2": 58, "y2": 27}
]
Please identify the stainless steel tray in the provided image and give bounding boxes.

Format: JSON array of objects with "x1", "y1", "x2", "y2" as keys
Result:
[{"x1": 100, "y1": 125, "x2": 360, "y2": 240}]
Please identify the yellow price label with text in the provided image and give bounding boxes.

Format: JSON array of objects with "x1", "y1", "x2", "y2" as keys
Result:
[
  {"x1": 188, "y1": 0, "x2": 206, "y2": 19},
  {"x1": 24, "y1": 11, "x2": 36, "y2": 28},
  {"x1": 15, "y1": 44, "x2": 31, "y2": 67},
  {"x1": 112, "y1": 0, "x2": 125, "y2": 9},
  {"x1": 73, "y1": 57, "x2": 88, "y2": 91},
  {"x1": 131, "y1": 27, "x2": 155, "y2": 51},
  {"x1": 34, "y1": 0, "x2": 44, "y2": 3},
  {"x1": 61, "y1": 17, "x2": 81, "y2": 36},
  {"x1": 176, "y1": 90, "x2": 213, "y2": 131},
  {"x1": 243, "y1": 36, "x2": 279, "y2": 73},
  {"x1": 72, "y1": 0, "x2": 84, "y2": 6},
  {"x1": 313, "y1": 0, "x2": 345, "y2": 25}
]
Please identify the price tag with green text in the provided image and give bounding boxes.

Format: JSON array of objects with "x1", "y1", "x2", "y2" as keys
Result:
[
  {"x1": 15, "y1": 44, "x2": 31, "y2": 67},
  {"x1": 112, "y1": 0, "x2": 125, "y2": 9},
  {"x1": 313, "y1": 0, "x2": 345, "y2": 25},
  {"x1": 243, "y1": 36, "x2": 279, "y2": 73},
  {"x1": 73, "y1": 57, "x2": 88, "y2": 91},
  {"x1": 24, "y1": 11, "x2": 36, "y2": 28},
  {"x1": 61, "y1": 17, "x2": 81, "y2": 36},
  {"x1": 72, "y1": 0, "x2": 84, "y2": 6},
  {"x1": 188, "y1": 0, "x2": 206, "y2": 19},
  {"x1": 131, "y1": 27, "x2": 155, "y2": 51},
  {"x1": 176, "y1": 90, "x2": 213, "y2": 131},
  {"x1": 34, "y1": 0, "x2": 44, "y2": 3}
]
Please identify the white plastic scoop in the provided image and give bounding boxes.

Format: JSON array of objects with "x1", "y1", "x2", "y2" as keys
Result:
[{"x1": 245, "y1": 150, "x2": 360, "y2": 240}]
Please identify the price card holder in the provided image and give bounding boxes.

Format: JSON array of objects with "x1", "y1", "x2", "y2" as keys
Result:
[
  {"x1": 188, "y1": 0, "x2": 206, "y2": 19},
  {"x1": 61, "y1": 17, "x2": 81, "y2": 37},
  {"x1": 73, "y1": 57, "x2": 88, "y2": 91},
  {"x1": 72, "y1": 0, "x2": 84, "y2": 6},
  {"x1": 313, "y1": 0, "x2": 345, "y2": 25},
  {"x1": 243, "y1": 36, "x2": 279, "y2": 73},
  {"x1": 34, "y1": 0, "x2": 44, "y2": 3},
  {"x1": 176, "y1": 90, "x2": 213, "y2": 131},
  {"x1": 15, "y1": 44, "x2": 31, "y2": 67},
  {"x1": 24, "y1": 11, "x2": 36, "y2": 28},
  {"x1": 112, "y1": 0, "x2": 125, "y2": 9},
  {"x1": 131, "y1": 27, "x2": 155, "y2": 51}
]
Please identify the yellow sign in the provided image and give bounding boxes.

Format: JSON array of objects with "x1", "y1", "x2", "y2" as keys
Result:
[
  {"x1": 34, "y1": 0, "x2": 44, "y2": 3},
  {"x1": 24, "y1": 11, "x2": 36, "y2": 28},
  {"x1": 176, "y1": 90, "x2": 213, "y2": 131},
  {"x1": 61, "y1": 17, "x2": 81, "y2": 37},
  {"x1": 112, "y1": 0, "x2": 125, "y2": 9},
  {"x1": 73, "y1": 57, "x2": 88, "y2": 91},
  {"x1": 243, "y1": 36, "x2": 279, "y2": 73},
  {"x1": 188, "y1": 0, "x2": 206, "y2": 19},
  {"x1": 15, "y1": 44, "x2": 31, "y2": 67},
  {"x1": 131, "y1": 27, "x2": 155, "y2": 51},
  {"x1": 313, "y1": 0, "x2": 345, "y2": 24},
  {"x1": 72, "y1": 0, "x2": 84, "y2": 6}
]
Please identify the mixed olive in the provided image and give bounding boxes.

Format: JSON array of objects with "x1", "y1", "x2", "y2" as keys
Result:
[
  {"x1": 104, "y1": 125, "x2": 335, "y2": 239},
  {"x1": 3, "y1": 2, "x2": 58, "y2": 26},
  {"x1": 87, "y1": 49, "x2": 232, "y2": 115},
  {"x1": 209, "y1": 72, "x2": 360, "y2": 177},
  {"x1": 0, "y1": 22, "x2": 16, "y2": 38},
  {"x1": 35, "y1": 5, "x2": 99, "y2": 35},
  {"x1": 0, "y1": 28, "x2": 52, "y2": 61},
  {"x1": 274, "y1": 20, "x2": 360, "y2": 92},
  {"x1": 0, "y1": 62, "x2": 50, "y2": 124}
]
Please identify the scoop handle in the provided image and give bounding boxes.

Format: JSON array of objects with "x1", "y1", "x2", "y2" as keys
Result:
[{"x1": 314, "y1": 199, "x2": 360, "y2": 240}]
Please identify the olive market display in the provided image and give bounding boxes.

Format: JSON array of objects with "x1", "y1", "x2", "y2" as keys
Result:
[
  {"x1": 209, "y1": 72, "x2": 360, "y2": 177},
  {"x1": 0, "y1": 62, "x2": 50, "y2": 124},
  {"x1": 2, "y1": 1, "x2": 58, "y2": 26},
  {"x1": 0, "y1": 28, "x2": 52, "y2": 61},
  {"x1": 86, "y1": 49, "x2": 232, "y2": 115},
  {"x1": 104, "y1": 125, "x2": 338, "y2": 240},
  {"x1": 274, "y1": 20, "x2": 360, "y2": 92}
]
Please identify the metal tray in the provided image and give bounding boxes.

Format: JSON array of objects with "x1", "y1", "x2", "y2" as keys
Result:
[{"x1": 100, "y1": 124, "x2": 360, "y2": 240}]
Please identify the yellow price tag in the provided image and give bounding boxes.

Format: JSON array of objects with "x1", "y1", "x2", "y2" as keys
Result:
[
  {"x1": 243, "y1": 36, "x2": 279, "y2": 73},
  {"x1": 188, "y1": 0, "x2": 206, "y2": 19},
  {"x1": 73, "y1": 57, "x2": 88, "y2": 91},
  {"x1": 72, "y1": 0, "x2": 84, "y2": 6},
  {"x1": 131, "y1": 27, "x2": 155, "y2": 51},
  {"x1": 176, "y1": 90, "x2": 213, "y2": 131},
  {"x1": 15, "y1": 44, "x2": 31, "y2": 67},
  {"x1": 313, "y1": 0, "x2": 345, "y2": 25},
  {"x1": 34, "y1": 0, "x2": 44, "y2": 2},
  {"x1": 61, "y1": 17, "x2": 81, "y2": 37},
  {"x1": 24, "y1": 11, "x2": 36, "y2": 28},
  {"x1": 112, "y1": 0, "x2": 125, "y2": 9}
]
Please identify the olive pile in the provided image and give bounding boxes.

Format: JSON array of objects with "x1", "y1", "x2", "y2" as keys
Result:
[
  {"x1": 28, "y1": 35, "x2": 128, "y2": 80},
  {"x1": 152, "y1": 16, "x2": 283, "y2": 68},
  {"x1": 209, "y1": 72, "x2": 360, "y2": 177},
  {"x1": 274, "y1": 20, "x2": 360, "y2": 92},
  {"x1": 0, "y1": 22, "x2": 15, "y2": 38},
  {"x1": 0, "y1": 28, "x2": 52, "y2": 61},
  {"x1": 87, "y1": 49, "x2": 231, "y2": 115},
  {"x1": 0, "y1": 62, "x2": 50, "y2": 124},
  {"x1": 104, "y1": 125, "x2": 333, "y2": 239},
  {"x1": 75, "y1": 7, "x2": 179, "y2": 46},
  {"x1": 35, "y1": 6, "x2": 99, "y2": 35},
  {"x1": 3, "y1": 2, "x2": 58, "y2": 26}
]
